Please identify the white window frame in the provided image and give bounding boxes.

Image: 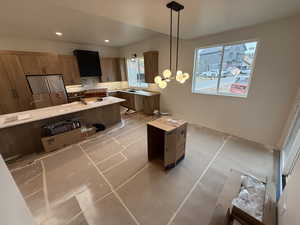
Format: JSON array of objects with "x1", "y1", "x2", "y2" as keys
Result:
[
  {"x1": 126, "y1": 57, "x2": 149, "y2": 88},
  {"x1": 192, "y1": 39, "x2": 259, "y2": 98}
]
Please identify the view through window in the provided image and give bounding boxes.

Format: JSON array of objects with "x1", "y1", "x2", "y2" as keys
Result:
[
  {"x1": 127, "y1": 57, "x2": 148, "y2": 88},
  {"x1": 192, "y1": 41, "x2": 258, "y2": 97}
]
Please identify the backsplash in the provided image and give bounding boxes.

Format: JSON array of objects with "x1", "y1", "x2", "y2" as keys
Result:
[{"x1": 66, "y1": 81, "x2": 129, "y2": 93}]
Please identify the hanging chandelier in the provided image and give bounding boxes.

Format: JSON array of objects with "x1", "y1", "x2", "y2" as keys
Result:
[{"x1": 155, "y1": 1, "x2": 190, "y2": 89}]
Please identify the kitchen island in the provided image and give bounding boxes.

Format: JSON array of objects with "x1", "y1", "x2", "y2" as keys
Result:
[{"x1": 0, "y1": 96, "x2": 125, "y2": 159}]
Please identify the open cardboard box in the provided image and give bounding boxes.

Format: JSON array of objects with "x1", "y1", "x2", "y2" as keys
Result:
[{"x1": 42, "y1": 126, "x2": 97, "y2": 152}]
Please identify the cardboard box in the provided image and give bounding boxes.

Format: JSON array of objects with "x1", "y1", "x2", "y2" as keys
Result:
[
  {"x1": 42, "y1": 128, "x2": 84, "y2": 152},
  {"x1": 147, "y1": 117, "x2": 187, "y2": 169},
  {"x1": 81, "y1": 126, "x2": 97, "y2": 138}
]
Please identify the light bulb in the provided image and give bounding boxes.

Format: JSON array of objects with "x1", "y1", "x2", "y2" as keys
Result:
[
  {"x1": 183, "y1": 73, "x2": 190, "y2": 80},
  {"x1": 177, "y1": 70, "x2": 183, "y2": 76},
  {"x1": 163, "y1": 69, "x2": 172, "y2": 78},
  {"x1": 176, "y1": 70, "x2": 184, "y2": 83},
  {"x1": 179, "y1": 79, "x2": 186, "y2": 84},
  {"x1": 158, "y1": 81, "x2": 167, "y2": 89},
  {"x1": 154, "y1": 76, "x2": 162, "y2": 84}
]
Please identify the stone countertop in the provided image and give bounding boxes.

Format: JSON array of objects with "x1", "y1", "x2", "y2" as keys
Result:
[
  {"x1": 0, "y1": 96, "x2": 125, "y2": 129},
  {"x1": 118, "y1": 90, "x2": 160, "y2": 97},
  {"x1": 66, "y1": 85, "x2": 160, "y2": 97}
]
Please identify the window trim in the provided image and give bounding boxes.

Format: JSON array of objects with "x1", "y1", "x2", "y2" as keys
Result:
[{"x1": 192, "y1": 39, "x2": 259, "y2": 98}]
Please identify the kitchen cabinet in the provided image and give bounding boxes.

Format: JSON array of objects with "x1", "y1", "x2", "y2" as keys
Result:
[
  {"x1": 144, "y1": 51, "x2": 159, "y2": 83},
  {"x1": 37, "y1": 54, "x2": 62, "y2": 74},
  {"x1": 117, "y1": 90, "x2": 160, "y2": 114},
  {"x1": 0, "y1": 50, "x2": 71, "y2": 114},
  {"x1": 100, "y1": 57, "x2": 127, "y2": 82},
  {"x1": 59, "y1": 55, "x2": 81, "y2": 85},
  {"x1": 118, "y1": 92, "x2": 136, "y2": 110},
  {"x1": 119, "y1": 57, "x2": 127, "y2": 81},
  {"x1": 18, "y1": 54, "x2": 43, "y2": 75},
  {"x1": 100, "y1": 57, "x2": 121, "y2": 82},
  {"x1": 19, "y1": 53, "x2": 62, "y2": 75},
  {"x1": 0, "y1": 55, "x2": 33, "y2": 114}
]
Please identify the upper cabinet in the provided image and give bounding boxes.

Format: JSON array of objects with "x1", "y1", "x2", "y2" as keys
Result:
[
  {"x1": 18, "y1": 53, "x2": 62, "y2": 75},
  {"x1": 100, "y1": 57, "x2": 127, "y2": 82},
  {"x1": 143, "y1": 51, "x2": 159, "y2": 83},
  {"x1": 37, "y1": 54, "x2": 62, "y2": 74},
  {"x1": 59, "y1": 55, "x2": 81, "y2": 85},
  {"x1": 0, "y1": 54, "x2": 33, "y2": 114},
  {"x1": 119, "y1": 57, "x2": 128, "y2": 81},
  {"x1": 18, "y1": 54, "x2": 43, "y2": 75}
]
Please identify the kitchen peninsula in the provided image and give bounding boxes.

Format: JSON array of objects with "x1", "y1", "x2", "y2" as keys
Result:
[{"x1": 0, "y1": 96, "x2": 124, "y2": 160}]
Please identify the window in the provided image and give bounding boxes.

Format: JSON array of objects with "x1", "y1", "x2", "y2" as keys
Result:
[
  {"x1": 192, "y1": 41, "x2": 258, "y2": 97},
  {"x1": 127, "y1": 57, "x2": 148, "y2": 88}
]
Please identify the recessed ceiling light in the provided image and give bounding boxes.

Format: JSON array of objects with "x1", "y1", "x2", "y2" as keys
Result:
[
  {"x1": 55, "y1": 32, "x2": 63, "y2": 36},
  {"x1": 104, "y1": 39, "x2": 110, "y2": 43}
]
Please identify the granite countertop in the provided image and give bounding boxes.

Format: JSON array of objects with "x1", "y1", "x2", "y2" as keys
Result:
[{"x1": 0, "y1": 96, "x2": 125, "y2": 129}]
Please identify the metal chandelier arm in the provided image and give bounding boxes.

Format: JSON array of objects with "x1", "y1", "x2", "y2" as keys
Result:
[
  {"x1": 176, "y1": 10, "x2": 180, "y2": 73},
  {"x1": 170, "y1": 8, "x2": 173, "y2": 71}
]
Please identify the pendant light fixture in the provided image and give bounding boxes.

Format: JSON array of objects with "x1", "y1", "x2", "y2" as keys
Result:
[{"x1": 155, "y1": 1, "x2": 190, "y2": 89}]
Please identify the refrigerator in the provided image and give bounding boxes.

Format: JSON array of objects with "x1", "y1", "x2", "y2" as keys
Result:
[{"x1": 26, "y1": 75, "x2": 68, "y2": 108}]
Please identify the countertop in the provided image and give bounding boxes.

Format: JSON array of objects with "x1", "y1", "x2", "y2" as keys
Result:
[
  {"x1": 66, "y1": 85, "x2": 160, "y2": 97},
  {"x1": 118, "y1": 90, "x2": 160, "y2": 97},
  {"x1": 0, "y1": 96, "x2": 125, "y2": 129}
]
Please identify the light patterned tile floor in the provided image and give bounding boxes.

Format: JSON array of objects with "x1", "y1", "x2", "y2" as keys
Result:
[{"x1": 8, "y1": 111, "x2": 275, "y2": 225}]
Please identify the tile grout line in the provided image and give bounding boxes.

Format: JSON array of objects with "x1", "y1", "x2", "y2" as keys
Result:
[
  {"x1": 41, "y1": 160, "x2": 51, "y2": 214},
  {"x1": 64, "y1": 211, "x2": 83, "y2": 225},
  {"x1": 102, "y1": 158, "x2": 128, "y2": 174},
  {"x1": 24, "y1": 188, "x2": 43, "y2": 200},
  {"x1": 166, "y1": 135, "x2": 232, "y2": 225},
  {"x1": 64, "y1": 191, "x2": 114, "y2": 225},
  {"x1": 109, "y1": 123, "x2": 145, "y2": 139},
  {"x1": 9, "y1": 120, "x2": 147, "y2": 173},
  {"x1": 110, "y1": 136, "x2": 127, "y2": 150},
  {"x1": 10, "y1": 145, "x2": 74, "y2": 173},
  {"x1": 115, "y1": 163, "x2": 149, "y2": 191},
  {"x1": 119, "y1": 151, "x2": 128, "y2": 160},
  {"x1": 78, "y1": 144, "x2": 141, "y2": 225},
  {"x1": 95, "y1": 151, "x2": 124, "y2": 165}
]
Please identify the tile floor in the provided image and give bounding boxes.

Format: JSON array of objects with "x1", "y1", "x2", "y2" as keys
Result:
[{"x1": 8, "y1": 111, "x2": 275, "y2": 225}]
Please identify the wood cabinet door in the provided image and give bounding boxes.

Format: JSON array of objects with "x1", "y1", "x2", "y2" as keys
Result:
[
  {"x1": 101, "y1": 58, "x2": 113, "y2": 82},
  {"x1": 118, "y1": 92, "x2": 135, "y2": 109},
  {"x1": 164, "y1": 130, "x2": 177, "y2": 168},
  {"x1": 18, "y1": 54, "x2": 43, "y2": 75},
  {"x1": 100, "y1": 57, "x2": 122, "y2": 82},
  {"x1": 37, "y1": 54, "x2": 62, "y2": 74},
  {"x1": 0, "y1": 57, "x2": 19, "y2": 114},
  {"x1": 144, "y1": 51, "x2": 158, "y2": 83},
  {"x1": 119, "y1": 57, "x2": 127, "y2": 81},
  {"x1": 59, "y1": 55, "x2": 81, "y2": 85},
  {"x1": 0, "y1": 55, "x2": 33, "y2": 113}
]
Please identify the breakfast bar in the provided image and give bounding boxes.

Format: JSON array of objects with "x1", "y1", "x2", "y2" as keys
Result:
[{"x1": 0, "y1": 96, "x2": 125, "y2": 159}]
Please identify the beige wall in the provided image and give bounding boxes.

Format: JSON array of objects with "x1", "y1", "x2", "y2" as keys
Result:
[
  {"x1": 121, "y1": 15, "x2": 300, "y2": 148},
  {"x1": 278, "y1": 158, "x2": 300, "y2": 225},
  {"x1": 0, "y1": 36, "x2": 120, "y2": 57},
  {"x1": 0, "y1": 156, "x2": 36, "y2": 225}
]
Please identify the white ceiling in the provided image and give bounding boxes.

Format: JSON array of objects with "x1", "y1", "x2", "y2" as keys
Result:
[{"x1": 1, "y1": 0, "x2": 300, "y2": 47}]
